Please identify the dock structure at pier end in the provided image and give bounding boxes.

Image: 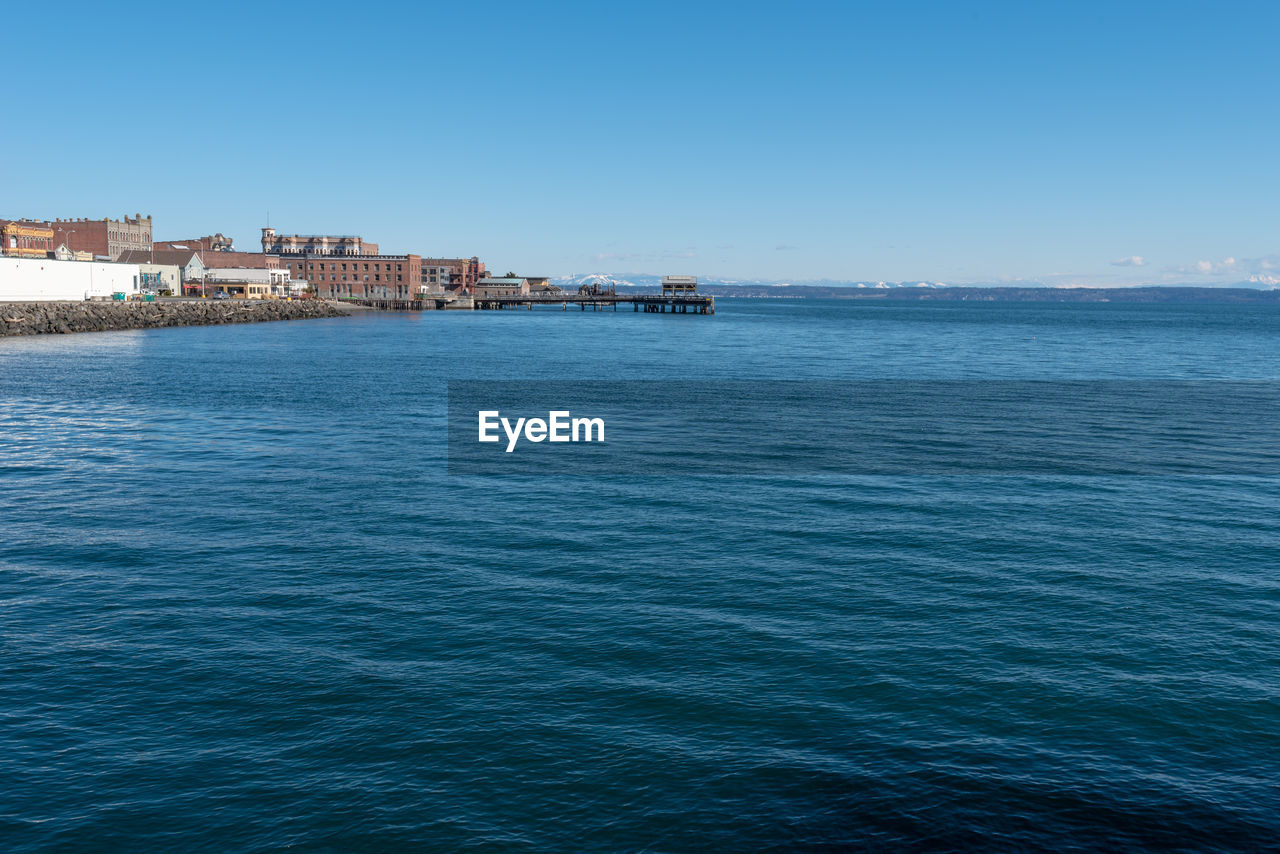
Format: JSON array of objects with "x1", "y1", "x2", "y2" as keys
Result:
[{"x1": 662, "y1": 275, "x2": 699, "y2": 297}]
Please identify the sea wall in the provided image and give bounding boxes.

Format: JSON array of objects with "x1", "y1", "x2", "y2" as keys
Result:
[{"x1": 0, "y1": 299, "x2": 352, "y2": 337}]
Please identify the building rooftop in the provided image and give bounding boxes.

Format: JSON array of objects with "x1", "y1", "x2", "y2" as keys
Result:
[
  {"x1": 116, "y1": 249, "x2": 202, "y2": 267},
  {"x1": 287, "y1": 252, "x2": 418, "y2": 260},
  {"x1": 267, "y1": 233, "x2": 364, "y2": 240}
]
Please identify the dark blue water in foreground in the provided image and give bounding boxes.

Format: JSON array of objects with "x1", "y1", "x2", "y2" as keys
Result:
[{"x1": 2, "y1": 300, "x2": 1279, "y2": 851}]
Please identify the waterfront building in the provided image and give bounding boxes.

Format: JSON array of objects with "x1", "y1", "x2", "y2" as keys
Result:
[
  {"x1": 300, "y1": 253, "x2": 422, "y2": 300},
  {"x1": 1, "y1": 220, "x2": 55, "y2": 258},
  {"x1": 48, "y1": 214, "x2": 152, "y2": 261},
  {"x1": 474, "y1": 277, "x2": 530, "y2": 298},
  {"x1": 262, "y1": 224, "x2": 417, "y2": 298},
  {"x1": 262, "y1": 225, "x2": 482, "y2": 295},
  {"x1": 0, "y1": 256, "x2": 139, "y2": 300}
]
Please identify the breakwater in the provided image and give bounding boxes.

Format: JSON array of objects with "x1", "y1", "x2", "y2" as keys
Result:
[{"x1": 0, "y1": 299, "x2": 351, "y2": 337}]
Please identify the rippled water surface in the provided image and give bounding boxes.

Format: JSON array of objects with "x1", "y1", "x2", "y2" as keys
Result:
[{"x1": 2, "y1": 301, "x2": 1279, "y2": 850}]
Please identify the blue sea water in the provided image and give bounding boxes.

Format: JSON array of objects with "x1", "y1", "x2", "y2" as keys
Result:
[{"x1": 1, "y1": 300, "x2": 1279, "y2": 850}]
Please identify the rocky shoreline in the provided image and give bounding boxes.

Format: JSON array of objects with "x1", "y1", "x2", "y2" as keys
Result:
[{"x1": 0, "y1": 299, "x2": 352, "y2": 337}]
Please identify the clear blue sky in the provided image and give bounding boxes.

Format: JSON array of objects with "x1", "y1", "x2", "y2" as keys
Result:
[{"x1": 3, "y1": 0, "x2": 1277, "y2": 285}]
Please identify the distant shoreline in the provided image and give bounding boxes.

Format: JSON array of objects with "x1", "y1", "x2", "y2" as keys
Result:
[{"x1": 691, "y1": 286, "x2": 1280, "y2": 303}]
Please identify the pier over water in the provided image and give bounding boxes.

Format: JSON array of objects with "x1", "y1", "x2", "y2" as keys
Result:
[
  {"x1": 473, "y1": 293, "x2": 715, "y2": 314},
  {"x1": 352, "y1": 276, "x2": 716, "y2": 315},
  {"x1": 351, "y1": 293, "x2": 715, "y2": 314}
]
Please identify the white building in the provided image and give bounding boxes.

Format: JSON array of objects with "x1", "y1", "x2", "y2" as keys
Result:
[
  {"x1": 204, "y1": 267, "x2": 291, "y2": 298},
  {"x1": 137, "y1": 263, "x2": 182, "y2": 295},
  {"x1": 0, "y1": 257, "x2": 140, "y2": 301},
  {"x1": 661, "y1": 275, "x2": 698, "y2": 296}
]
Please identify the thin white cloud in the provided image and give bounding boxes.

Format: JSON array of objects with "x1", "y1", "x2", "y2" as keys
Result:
[
  {"x1": 1176, "y1": 256, "x2": 1247, "y2": 275},
  {"x1": 591, "y1": 247, "x2": 697, "y2": 263},
  {"x1": 1111, "y1": 255, "x2": 1145, "y2": 267}
]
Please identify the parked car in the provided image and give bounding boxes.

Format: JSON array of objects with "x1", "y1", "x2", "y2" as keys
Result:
[{"x1": 212, "y1": 291, "x2": 231, "y2": 300}]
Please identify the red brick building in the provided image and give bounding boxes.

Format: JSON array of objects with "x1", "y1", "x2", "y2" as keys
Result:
[
  {"x1": 287, "y1": 254, "x2": 422, "y2": 299},
  {"x1": 262, "y1": 225, "x2": 481, "y2": 298},
  {"x1": 48, "y1": 214, "x2": 152, "y2": 260}
]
